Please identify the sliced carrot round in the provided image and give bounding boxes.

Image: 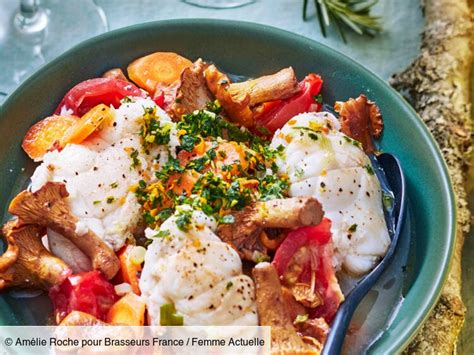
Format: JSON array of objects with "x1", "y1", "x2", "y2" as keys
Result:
[
  {"x1": 127, "y1": 52, "x2": 192, "y2": 93},
  {"x1": 61, "y1": 104, "x2": 114, "y2": 146},
  {"x1": 22, "y1": 115, "x2": 78, "y2": 160}
]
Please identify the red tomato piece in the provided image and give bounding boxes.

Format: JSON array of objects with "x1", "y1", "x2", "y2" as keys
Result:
[
  {"x1": 153, "y1": 82, "x2": 180, "y2": 110},
  {"x1": 272, "y1": 218, "x2": 344, "y2": 322},
  {"x1": 49, "y1": 270, "x2": 118, "y2": 323},
  {"x1": 256, "y1": 74, "x2": 323, "y2": 133},
  {"x1": 54, "y1": 78, "x2": 145, "y2": 116}
]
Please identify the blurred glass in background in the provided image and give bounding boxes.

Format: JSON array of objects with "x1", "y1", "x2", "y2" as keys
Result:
[
  {"x1": 0, "y1": 0, "x2": 107, "y2": 103},
  {"x1": 182, "y1": 0, "x2": 255, "y2": 9}
]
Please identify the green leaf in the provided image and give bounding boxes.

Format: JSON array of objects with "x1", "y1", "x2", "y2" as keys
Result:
[{"x1": 303, "y1": 0, "x2": 382, "y2": 41}]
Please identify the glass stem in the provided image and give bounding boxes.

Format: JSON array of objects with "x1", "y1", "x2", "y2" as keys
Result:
[{"x1": 15, "y1": 0, "x2": 47, "y2": 34}]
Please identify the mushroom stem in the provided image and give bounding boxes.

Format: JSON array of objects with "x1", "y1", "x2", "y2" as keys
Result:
[
  {"x1": 227, "y1": 67, "x2": 299, "y2": 107},
  {"x1": 256, "y1": 197, "x2": 323, "y2": 228},
  {"x1": 217, "y1": 197, "x2": 323, "y2": 261},
  {"x1": 8, "y1": 182, "x2": 119, "y2": 279}
]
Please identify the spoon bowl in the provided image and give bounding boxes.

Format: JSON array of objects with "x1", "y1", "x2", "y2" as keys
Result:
[{"x1": 322, "y1": 152, "x2": 407, "y2": 355}]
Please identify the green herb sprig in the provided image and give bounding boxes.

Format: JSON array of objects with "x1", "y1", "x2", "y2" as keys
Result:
[{"x1": 303, "y1": 0, "x2": 382, "y2": 43}]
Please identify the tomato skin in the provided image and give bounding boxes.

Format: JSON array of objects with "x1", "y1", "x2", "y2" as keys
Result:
[
  {"x1": 256, "y1": 74, "x2": 323, "y2": 133},
  {"x1": 54, "y1": 78, "x2": 144, "y2": 116},
  {"x1": 49, "y1": 270, "x2": 118, "y2": 323},
  {"x1": 272, "y1": 218, "x2": 343, "y2": 322}
]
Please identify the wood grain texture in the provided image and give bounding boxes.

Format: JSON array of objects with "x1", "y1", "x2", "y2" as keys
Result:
[{"x1": 391, "y1": 0, "x2": 473, "y2": 353}]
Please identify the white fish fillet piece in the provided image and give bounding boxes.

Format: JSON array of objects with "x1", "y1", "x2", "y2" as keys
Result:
[
  {"x1": 271, "y1": 112, "x2": 390, "y2": 275},
  {"x1": 140, "y1": 207, "x2": 258, "y2": 326},
  {"x1": 30, "y1": 98, "x2": 173, "y2": 251}
]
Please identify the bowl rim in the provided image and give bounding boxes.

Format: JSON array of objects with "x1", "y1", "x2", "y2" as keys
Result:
[{"x1": 0, "y1": 18, "x2": 456, "y2": 353}]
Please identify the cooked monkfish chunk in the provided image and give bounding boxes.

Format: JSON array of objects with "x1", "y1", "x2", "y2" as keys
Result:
[
  {"x1": 271, "y1": 112, "x2": 390, "y2": 275},
  {"x1": 30, "y1": 98, "x2": 175, "y2": 254},
  {"x1": 140, "y1": 206, "x2": 258, "y2": 326}
]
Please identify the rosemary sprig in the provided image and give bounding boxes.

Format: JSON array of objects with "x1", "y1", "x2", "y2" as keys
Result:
[{"x1": 303, "y1": 0, "x2": 382, "y2": 43}]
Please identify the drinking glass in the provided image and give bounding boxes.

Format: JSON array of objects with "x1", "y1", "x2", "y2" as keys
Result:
[
  {"x1": 182, "y1": 0, "x2": 256, "y2": 9},
  {"x1": 0, "y1": 0, "x2": 108, "y2": 103}
]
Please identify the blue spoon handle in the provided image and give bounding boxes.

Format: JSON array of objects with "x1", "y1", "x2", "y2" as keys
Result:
[{"x1": 322, "y1": 294, "x2": 363, "y2": 355}]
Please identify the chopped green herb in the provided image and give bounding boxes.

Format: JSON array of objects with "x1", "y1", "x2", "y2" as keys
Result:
[
  {"x1": 140, "y1": 106, "x2": 172, "y2": 147},
  {"x1": 130, "y1": 149, "x2": 140, "y2": 168},
  {"x1": 226, "y1": 281, "x2": 233, "y2": 290},
  {"x1": 258, "y1": 175, "x2": 289, "y2": 201},
  {"x1": 153, "y1": 229, "x2": 171, "y2": 239},
  {"x1": 364, "y1": 164, "x2": 375, "y2": 175},
  {"x1": 343, "y1": 135, "x2": 363, "y2": 148},
  {"x1": 294, "y1": 314, "x2": 309, "y2": 324},
  {"x1": 348, "y1": 224, "x2": 358, "y2": 232},
  {"x1": 179, "y1": 134, "x2": 199, "y2": 152},
  {"x1": 256, "y1": 126, "x2": 271, "y2": 136},
  {"x1": 175, "y1": 209, "x2": 193, "y2": 231},
  {"x1": 110, "y1": 182, "x2": 118, "y2": 188},
  {"x1": 93, "y1": 200, "x2": 101, "y2": 205},
  {"x1": 295, "y1": 167, "x2": 305, "y2": 178},
  {"x1": 292, "y1": 126, "x2": 321, "y2": 133},
  {"x1": 134, "y1": 108, "x2": 293, "y2": 229},
  {"x1": 157, "y1": 208, "x2": 174, "y2": 221},
  {"x1": 205, "y1": 100, "x2": 222, "y2": 114},
  {"x1": 106, "y1": 196, "x2": 115, "y2": 204}
]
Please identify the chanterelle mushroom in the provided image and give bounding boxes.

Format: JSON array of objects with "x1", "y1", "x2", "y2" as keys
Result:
[
  {"x1": 253, "y1": 262, "x2": 321, "y2": 354},
  {"x1": 334, "y1": 94, "x2": 383, "y2": 154},
  {"x1": 8, "y1": 182, "x2": 119, "y2": 279},
  {"x1": 204, "y1": 65, "x2": 300, "y2": 128},
  {"x1": 217, "y1": 197, "x2": 323, "y2": 261},
  {"x1": 0, "y1": 220, "x2": 70, "y2": 290},
  {"x1": 169, "y1": 59, "x2": 213, "y2": 119}
]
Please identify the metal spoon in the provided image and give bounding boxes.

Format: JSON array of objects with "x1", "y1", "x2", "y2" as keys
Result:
[{"x1": 322, "y1": 153, "x2": 407, "y2": 355}]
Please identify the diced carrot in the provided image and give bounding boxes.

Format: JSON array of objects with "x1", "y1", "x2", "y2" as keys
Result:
[
  {"x1": 22, "y1": 115, "x2": 78, "y2": 160},
  {"x1": 167, "y1": 170, "x2": 199, "y2": 196},
  {"x1": 60, "y1": 104, "x2": 114, "y2": 146},
  {"x1": 117, "y1": 245, "x2": 142, "y2": 295},
  {"x1": 59, "y1": 311, "x2": 105, "y2": 326},
  {"x1": 127, "y1": 52, "x2": 192, "y2": 94},
  {"x1": 106, "y1": 293, "x2": 146, "y2": 326},
  {"x1": 177, "y1": 141, "x2": 248, "y2": 178},
  {"x1": 215, "y1": 142, "x2": 248, "y2": 176},
  {"x1": 194, "y1": 138, "x2": 207, "y2": 156}
]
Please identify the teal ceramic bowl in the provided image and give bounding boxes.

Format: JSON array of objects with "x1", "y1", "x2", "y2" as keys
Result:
[{"x1": 0, "y1": 20, "x2": 455, "y2": 353}]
